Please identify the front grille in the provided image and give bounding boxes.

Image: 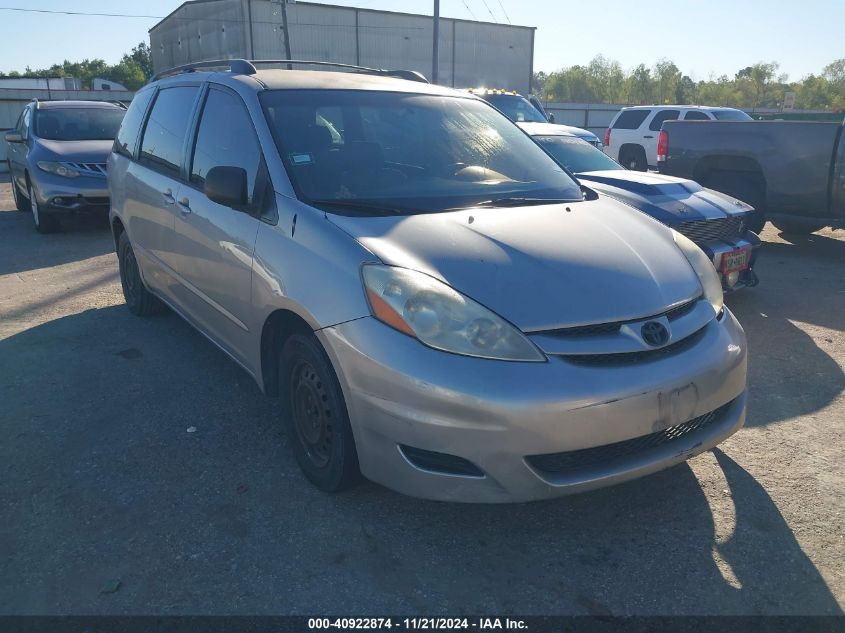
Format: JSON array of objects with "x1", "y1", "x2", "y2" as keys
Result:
[
  {"x1": 63, "y1": 162, "x2": 107, "y2": 178},
  {"x1": 399, "y1": 445, "x2": 484, "y2": 478},
  {"x1": 678, "y1": 217, "x2": 744, "y2": 243},
  {"x1": 526, "y1": 399, "x2": 734, "y2": 476},
  {"x1": 561, "y1": 325, "x2": 707, "y2": 366},
  {"x1": 541, "y1": 297, "x2": 700, "y2": 340}
]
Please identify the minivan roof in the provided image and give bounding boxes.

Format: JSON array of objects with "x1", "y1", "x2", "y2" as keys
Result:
[{"x1": 253, "y1": 69, "x2": 465, "y2": 95}]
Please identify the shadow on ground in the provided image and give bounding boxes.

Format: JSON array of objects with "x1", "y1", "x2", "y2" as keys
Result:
[
  {"x1": 0, "y1": 305, "x2": 840, "y2": 615},
  {"x1": 726, "y1": 230, "x2": 845, "y2": 427},
  {"x1": 0, "y1": 197, "x2": 113, "y2": 276}
]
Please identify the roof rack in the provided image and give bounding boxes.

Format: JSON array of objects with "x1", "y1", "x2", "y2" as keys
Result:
[
  {"x1": 152, "y1": 59, "x2": 258, "y2": 81},
  {"x1": 151, "y1": 58, "x2": 427, "y2": 84},
  {"x1": 109, "y1": 100, "x2": 128, "y2": 110},
  {"x1": 250, "y1": 60, "x2": 428, "y2": 83}
]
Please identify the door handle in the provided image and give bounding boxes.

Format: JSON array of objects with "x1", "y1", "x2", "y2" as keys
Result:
[
  {"x1": 643, "y1": 135, "x2": 654, "y2": 139},
  {"x1": 177, "y1": 197, "x2": 191, "y2": 214},
  {"x1": 162, "y1": 189, "x2": 175, "y2": 204}
]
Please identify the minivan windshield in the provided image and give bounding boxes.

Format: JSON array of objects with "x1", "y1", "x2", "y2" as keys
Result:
[
  {"x1": 260, "y1": 90, "x2": 582, "y2": 215},
  {"x1": 533, "y1": 136, "x2": 623, "y2": 174},
  {"x1": 34, "y1": 108, "x2": 125, "y2": 141}
]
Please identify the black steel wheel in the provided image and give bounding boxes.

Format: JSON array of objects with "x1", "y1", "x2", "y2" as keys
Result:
[
  {"x1": 117, "y1": 231, "x2": 163, "y2": 316},
  {"x1": 279, "y1": 332, "x2": 359, "y2": 492}
]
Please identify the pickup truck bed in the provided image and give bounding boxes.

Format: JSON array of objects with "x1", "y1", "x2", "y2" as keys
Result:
[{"x1": 658, "y1": 119, "x2": 845, "y2": 233}]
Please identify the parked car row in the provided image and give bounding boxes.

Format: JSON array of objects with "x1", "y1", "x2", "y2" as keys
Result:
[{"x1": 4, "y1": 60, "x2": 750, "y2": 502}]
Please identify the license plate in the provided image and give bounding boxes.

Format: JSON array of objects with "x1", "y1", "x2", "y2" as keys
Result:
[{"x1": 721, "y1": 248, "x2": 750, "y2": 274}]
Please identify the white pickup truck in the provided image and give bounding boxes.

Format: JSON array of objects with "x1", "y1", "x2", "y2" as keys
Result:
[{"x1": 604, "y1": 105, "x2": 751, "y2": 170}]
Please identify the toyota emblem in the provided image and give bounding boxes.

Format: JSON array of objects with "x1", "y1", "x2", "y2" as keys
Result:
[{"x1": 641, "y1": 321, "x2": 670, "y2": 347}]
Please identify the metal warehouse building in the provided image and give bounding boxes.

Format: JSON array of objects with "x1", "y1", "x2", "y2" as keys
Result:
[{"x1": 149, "y1": 0, "x2": 536, "y2": 94}]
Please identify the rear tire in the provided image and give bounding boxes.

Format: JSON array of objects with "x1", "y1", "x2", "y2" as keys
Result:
[
  {"x1": 701, "y1": 171, "x2": 766, "y2": 233},
  {"x1": 117, "y1": 231, "x2": 164, "y2": 316},
  {"x1": 620, "y1": 145, "x2": 648, "y2": 171},
  {"x1": 279, "y1": 332, "x2": 360, "y2": 492},
  {"x1": 8, "y1": 165, "x2": 30, "y2": 212},
  {"x1": 769, "y1": 218, "x2": 827, "y2": 235}
]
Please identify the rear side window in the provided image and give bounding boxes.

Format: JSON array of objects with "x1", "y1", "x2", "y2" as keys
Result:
[
  {"x1": 684, "y1": 110, "x2": 711, "y2": 121},
  {"x1": 140, "y1": 86, "x2": 199, "y2": 175},
  {"x1": 712, "y1": 109, "x2": 753, "y2": 121},
  {"x1": 190, "y1": 88, "x2": 262, "y2": 205},
  {"x1": 114, "y1": 89, "x2": 155, "y2": 158},
  {"x1": 612, "y1": 109, "x2": 650, "y2": 129},
  {"x1": 649, "y1": 109, "x2": 680, "y2": 131}
]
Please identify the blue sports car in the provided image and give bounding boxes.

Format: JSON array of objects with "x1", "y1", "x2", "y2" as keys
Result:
[{"x1": 521, "y1": 122, "x2": 760, "y2": 291}]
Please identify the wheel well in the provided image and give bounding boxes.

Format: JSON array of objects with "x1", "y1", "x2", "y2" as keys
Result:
[
  {"x1": 260, "y1": 309, "x2": 314, "y2": 396},
  {"x1": 619, "y1": 143, "x2": 645, "y2": 158},
  {"x1": 111, "y1": 217, "x2": 125, "y2": 251}
]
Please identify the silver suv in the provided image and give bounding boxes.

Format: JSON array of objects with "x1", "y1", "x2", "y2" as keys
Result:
[
  {"x1": 108, "y1": 60, "x2": 748, "y2": 502},
  {"x1": 5, "y1": 99, "x2": 125, "y2": 232}
]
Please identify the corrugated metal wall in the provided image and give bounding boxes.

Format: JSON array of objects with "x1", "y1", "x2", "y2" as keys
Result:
[{"x1": 150, "y1": 0, "x2": 534, "y2": 94}]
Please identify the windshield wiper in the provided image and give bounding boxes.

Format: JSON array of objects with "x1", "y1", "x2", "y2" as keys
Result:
[
  {"x1": 470, "y1": 197, "x2": 577, "y2": 208},
  {"x1": 309, "y1": 199, "x2": 414, "y2": 216}
]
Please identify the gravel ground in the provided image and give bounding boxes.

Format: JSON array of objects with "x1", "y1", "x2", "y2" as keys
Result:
[{"x1": 0, "y1": 181, "x2": 843, "y2": 616}]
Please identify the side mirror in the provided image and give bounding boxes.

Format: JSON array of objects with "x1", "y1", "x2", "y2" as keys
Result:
[
  {"x1": 4, "y1": 131, "x2": 23, "y2": 144},
  {"x1": 547, "y1": 113, "x2": 556, "y2": 124},
  {"x1": 204, "y1": 165, "x2": 249, "y2": 210}
]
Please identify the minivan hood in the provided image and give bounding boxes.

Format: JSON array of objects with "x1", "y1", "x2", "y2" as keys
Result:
[
  {"x1": 36, "y1": 138, "x2": 112, "y2": 162},
  {"x1": 328, "y1": 198, "x2": 702, "y2": 331},
  {"x1": 577, "y1": 170, "x2": 753, "y2": 223}
]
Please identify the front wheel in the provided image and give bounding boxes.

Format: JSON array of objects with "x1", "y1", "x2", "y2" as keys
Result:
[
  {"x1": 279, "y1": 332, "x2": 360, "y2": 492},
  {"x1": 117, "y1": 231, "x2": 163, "y2": 316},
  {"x1": 29, "y1": 183, "x2": 58, "y2": 233}
]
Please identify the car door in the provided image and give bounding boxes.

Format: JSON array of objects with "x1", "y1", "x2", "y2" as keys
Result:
[
  {"x1": 7, "y1": 107, "x2": 31, "y2": 192},
  {"x1": 128, "y1": 84, "x2": 201, "y2": 303},
  {"x1": 643, "y1": 109, "x2": 680, "y2": 167},
  {"x1": 171, "y1": 85, "x2": 265, "y2": 367}
]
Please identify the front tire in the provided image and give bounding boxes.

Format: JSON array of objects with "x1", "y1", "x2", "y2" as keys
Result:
[
  {"x1": 117, "y1": 231, "x2": 163, "y2": 316},
  {"x1": 279, "y1": 332, "x2": 360, "y2": 492},
  {"x1": 29, "y1": 182, "x2": 58, "y2": 233}
]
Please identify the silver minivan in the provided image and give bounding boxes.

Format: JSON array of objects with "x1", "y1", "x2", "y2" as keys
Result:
[{"x1": 108, "y1": 60, "x2": 747, "y2": 503}]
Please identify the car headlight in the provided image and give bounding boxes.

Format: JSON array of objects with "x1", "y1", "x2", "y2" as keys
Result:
[
  {"x1": 37, "y1": 161, "x2": 79, "y2": 178},
  {"x1": 672, "y1": 230, "x2": 724, "y2": 315},
  {"x1": 362, "y1": 264, "x2": 546, "y2": 362}
]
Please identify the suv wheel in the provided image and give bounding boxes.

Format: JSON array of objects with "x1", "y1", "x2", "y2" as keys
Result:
[
  {"x1": 117, "y1": 231, "x2": 164, "y2": 316},
  {"x1": 279, "y1": 332, "x2": 360, "y2": 492},
  {"x1": 8, "y1": 166, "x2": 30, "y2": 212},
  {"x1": 620, "y1": 146, "x2": 648, "y2": 171},
  {"x1": 29, "y1": 182, "x2": 58, "y2": 233}
]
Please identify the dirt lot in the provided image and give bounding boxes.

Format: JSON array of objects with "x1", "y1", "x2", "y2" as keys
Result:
[{"x1": 0, "y1": 181, "x2": 843, "y2": 616}]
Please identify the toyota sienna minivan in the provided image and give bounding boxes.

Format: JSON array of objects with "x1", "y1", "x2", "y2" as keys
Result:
[{"x1": 107, "y1": 60, "x2": 747, "y2": 502}]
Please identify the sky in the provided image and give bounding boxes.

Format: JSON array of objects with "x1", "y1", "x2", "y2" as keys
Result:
[{"x1": 0, "y1": 0, "x2": 842, "y2": 81}]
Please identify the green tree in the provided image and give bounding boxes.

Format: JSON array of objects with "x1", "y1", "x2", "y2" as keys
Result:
[
  {"x1": 654, "y1": 59, "x2": 681, "y2": 104},
  {"x1": 626, "y1": 64, "x2": 653, "y2": 104},
  {"x1": 122, "y1": 42, "x2": 153, "y2": 81}
]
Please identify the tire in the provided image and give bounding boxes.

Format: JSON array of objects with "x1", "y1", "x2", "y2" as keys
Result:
[
  {"x1": 279, "y1": 332, "x2": 360, "y2": 492},
  {"x1": 117, "y1": 231, "x2": 163, "y2": 316},
  {"x1": 29, "y1": 182, "x2": 58, "y2": 233},
  {"x1": 769, "y1": 217, "x2": 827, "y2": 235},
  {"x1": 701, "y1": 171, "x2": 766, "y2": 233},
  {"x1": 620, "y1": 145, "x2": 648, "y2": 171},
  {"x1": 8, "y1": 165, "x2": 30, "y2": 212}
]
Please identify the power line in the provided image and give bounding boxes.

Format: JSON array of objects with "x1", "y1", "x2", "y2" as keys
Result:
[
  {"x1": 478, "y1": 0, "x2": 498, "y2": 23},
  {"x1": 460, "y1": 0, "x2": 477, "y2": 20},
  {"x1": 0, "y1": 6, "x2": 423, "y2": 30},
  {"x1": 495, "y1": 0, "x2": 511, "y2": 24}
]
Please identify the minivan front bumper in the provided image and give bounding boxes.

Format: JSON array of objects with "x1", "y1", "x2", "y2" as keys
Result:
[{"x1": 318, "y1": 309, "x2": 747, "y2": 503}]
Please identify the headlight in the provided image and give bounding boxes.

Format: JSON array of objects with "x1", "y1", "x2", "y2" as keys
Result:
[
  {"x1": 672, "y1": 230, "x2": 724, "y2": 315},
  {"x1": 362, "y1": 264, "x2": 545, "y2": 362},
  {"x1": 37, "y1": 161, "x2": 79, "y2": 178}
]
